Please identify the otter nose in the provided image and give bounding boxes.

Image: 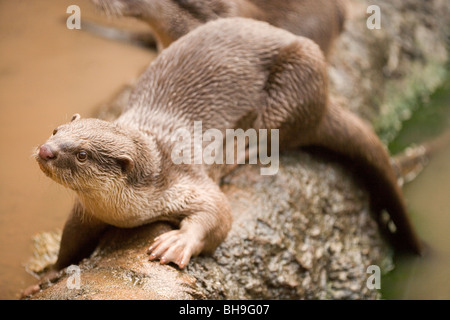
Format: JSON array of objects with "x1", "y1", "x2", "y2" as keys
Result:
[{"x1": 39, "y1": 144, "x2": 57, "y2": 161}]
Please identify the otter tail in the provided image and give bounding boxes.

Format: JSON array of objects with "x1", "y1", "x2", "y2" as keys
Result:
[{"x1": 311, "y1": 101, "x2": 423, "y2": 255}]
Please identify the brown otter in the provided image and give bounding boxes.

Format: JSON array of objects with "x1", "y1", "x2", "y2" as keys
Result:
[
  {"x1": 91, "y1": 0, "x2": 347, "y2": 57},
  {"x1": 33, "y1": 18, "x2": 421, "y2": 281}
]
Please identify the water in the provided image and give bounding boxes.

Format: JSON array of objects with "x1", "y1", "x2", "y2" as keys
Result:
[
  {"x1": 0, "y1": 0, "x2": 154, "y2": 299},
  {"x1": 382, "y1": 73, "x2": 450, "y2": 299}
]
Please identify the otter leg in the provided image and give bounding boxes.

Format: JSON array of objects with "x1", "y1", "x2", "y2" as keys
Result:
[
  {"x1": 257, "y1": 39, "x2": 328, "y2": 140},
  {"x1": 54, "y1": 198, "x2": 108, "y2": 270},
  {"x1": 22, "y1": 198, "x2": 108, "y2": 297},
  {"x1": 148, "y1": 186, "x2": 232, "y2": 268}
]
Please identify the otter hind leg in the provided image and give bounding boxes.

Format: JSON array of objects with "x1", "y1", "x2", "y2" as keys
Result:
[{"x1": 257, "y1": 39, "x2": 328, "y2": 145}]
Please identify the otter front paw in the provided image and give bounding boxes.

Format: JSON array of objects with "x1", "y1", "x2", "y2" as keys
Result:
[{"x1": 147, "y1": 229, "x2": 203, "y2": 268}]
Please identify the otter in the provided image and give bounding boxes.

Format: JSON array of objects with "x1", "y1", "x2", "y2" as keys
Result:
[
  {"x1": 34, "y1": 18, "x2": 421, "y2": 280},
  {"x1": 91, "y1": 0, "x2": 347, "y2": 57}
]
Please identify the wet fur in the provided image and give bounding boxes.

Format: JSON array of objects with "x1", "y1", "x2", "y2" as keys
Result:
[
  {"x1": 36, "y1": 18, "x2": 421, "y2": 276},
  {"x1": 91, "y1": 0, "x2": 347, "y2": 56}
]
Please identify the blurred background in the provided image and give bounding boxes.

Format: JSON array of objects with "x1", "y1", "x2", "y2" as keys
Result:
[
  {"x1": 0, "y1": 0, "x2": 448, "y2": 299},
  {"x1": 0, "y1": 0, "x2": 155, "y2": 299}
]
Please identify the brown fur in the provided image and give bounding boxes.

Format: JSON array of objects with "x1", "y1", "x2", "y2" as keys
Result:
[
  {"x1": 35, "y1": 18, "x2": 421, "y2": 278},
  {"x1": 91, "y1": 0, "x2": 347, "y2": 57}
]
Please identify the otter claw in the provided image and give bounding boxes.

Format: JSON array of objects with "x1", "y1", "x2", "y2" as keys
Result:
[{"x1": 147, "y1": 230, "x2": 199, "y2": 269}]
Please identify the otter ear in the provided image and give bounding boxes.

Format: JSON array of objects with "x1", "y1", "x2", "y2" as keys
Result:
[
  {"x1": 117, "y1": 155, "x2": 134, "y2": 174},
  {"x1": 71, "y1": 114, "x2": 81, "y2": 122}
]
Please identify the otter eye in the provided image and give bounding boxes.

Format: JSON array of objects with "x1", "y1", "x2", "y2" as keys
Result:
[
  {"x1": 76, "y1": 151, "x2": 88, "y2": 162},
  {"x1": 52, "y1": 129, "x2": 58, "y2": 135}
]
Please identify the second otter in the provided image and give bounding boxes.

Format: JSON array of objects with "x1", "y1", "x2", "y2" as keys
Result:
[
  {"x1": 35, "y1": 18, "x2": 422, "y2": 274},
  {"x1": 91, "y1": 0, "x2": 347, "y2": 57}
]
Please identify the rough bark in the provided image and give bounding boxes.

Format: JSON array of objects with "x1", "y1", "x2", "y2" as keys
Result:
[
  {"x1": 28, "y1": 152, "x2": 391, "y2": 300},
  {"x1": 26, "y1": 0, "x2": 449, "y2": 300}
]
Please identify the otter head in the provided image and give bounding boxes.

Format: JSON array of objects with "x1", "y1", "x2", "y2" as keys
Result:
[{"x1": 36, "y1": 114, "x2": 158, "y2": 194}]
